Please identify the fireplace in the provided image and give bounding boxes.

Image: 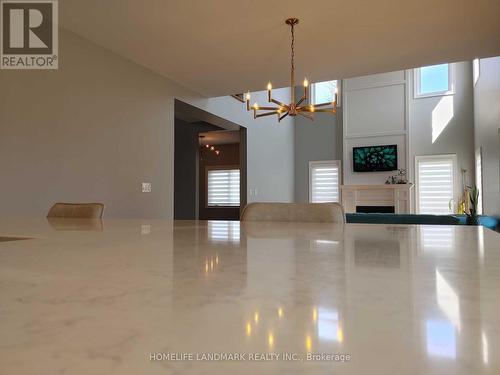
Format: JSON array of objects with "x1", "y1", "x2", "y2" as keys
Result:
[
  {"x1": 356, "y1": 206, "x2": 395, "y2": 213},
  {"x1": 340, "y1": 184, "x2": 413, "y2": 214}
]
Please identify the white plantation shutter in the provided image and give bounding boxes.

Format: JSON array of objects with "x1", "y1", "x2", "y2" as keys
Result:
[
  {"x1": 309, "y1": 161, "x2": 340, "y2": 203},
  {"x1": 416, "y1": 155, "x2": 456, "y2": 214},
  {"x1": 207, "y1": 169, "x2": 240, "y2": 207}
]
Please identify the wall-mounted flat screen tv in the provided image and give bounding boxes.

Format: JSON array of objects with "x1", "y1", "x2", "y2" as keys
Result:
[{"x1": 353, "y1": 145, "x2": 398, "y2": 172}]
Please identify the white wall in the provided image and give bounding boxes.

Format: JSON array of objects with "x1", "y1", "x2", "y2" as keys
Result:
[
  {"x1": 0, "y1": 29, "x2": 295, "y2": 218},
  {"x1": 474, "y1": 57, "x2": 500, "y2": 216},
  {"x1": 293, "y1": 88, "x2": 342, "y2": 203},
  {"x1": 409, "y1": 61, "x2": 475, "y2": 208},
  {"x1": 342, "y1": 63, "x2": 475, "y2": 212},
  {"x1": 343, "y1": 71, "x2": 409, "y2": 185}
]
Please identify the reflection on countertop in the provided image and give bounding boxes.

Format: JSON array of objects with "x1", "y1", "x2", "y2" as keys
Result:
[{"x1": 0, "y1": 218, "x2": 499, "y2": 374}]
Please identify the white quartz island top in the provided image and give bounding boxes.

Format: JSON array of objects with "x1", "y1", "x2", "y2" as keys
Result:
[{"x1": 1, "y1": 218, "x2": 499, "y2": 374}]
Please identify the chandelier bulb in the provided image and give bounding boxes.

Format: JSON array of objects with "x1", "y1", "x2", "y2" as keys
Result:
[
  {"x1": 267, "y1": 82, "x2": 272, "y2": 91},
  {"x1": 303, "y1": 78, "x2": 309, "y2": 87},
  {"x1": 253, "y1": 102, "x2": 259, "y2": 110},
  {"x1": 245, "y1": 91, "x2": 251, "y2": 101}
]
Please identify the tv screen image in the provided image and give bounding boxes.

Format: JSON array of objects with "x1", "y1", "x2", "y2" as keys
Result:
[{"x1": 353, "y1": 145, "x2": 398, "y2": 172}]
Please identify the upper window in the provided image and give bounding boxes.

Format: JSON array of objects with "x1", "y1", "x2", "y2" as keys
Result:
[
  {"x1": 309, "y1": 160, "x2": 341, "y2": 203},
  {"x1": 207, "y1": 167, "x2": 240, "y2": 207},
  {"x1": 416, "y1": 155, "x2": 456, "y2": 214},
  {"x1": 414, "y1": 64, "x2": 454, "y2": 98},
  {"x1": 311, "y1": 80, "x2": 339, "y2": 105}
]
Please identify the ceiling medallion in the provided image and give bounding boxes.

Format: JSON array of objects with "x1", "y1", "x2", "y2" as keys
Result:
[{"x1": 243, "y1": 18, "x2": 337, "y2": 122}]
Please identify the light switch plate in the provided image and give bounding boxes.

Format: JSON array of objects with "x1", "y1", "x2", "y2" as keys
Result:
[
  {"x1": 142, "y1": 182, "x2": 152, "y2": 193},
  {"x1": 141, "y1": 224, "x2": 151, "y2": 235}
]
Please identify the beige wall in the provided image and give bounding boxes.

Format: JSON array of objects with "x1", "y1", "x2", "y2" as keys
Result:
[{"x1": 0, "y1": 29, "x2": 295, "y2": 218}]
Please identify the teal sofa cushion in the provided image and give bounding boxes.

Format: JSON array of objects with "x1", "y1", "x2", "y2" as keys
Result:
[
  {"x1": 346, "y1": 213, "x2": 460, "y2": 225},
  {"x1": 346, "y1": 213, "x2": 500, "y2": 231},
  {"x1": 453, "y1": 215, "x2": 500, "y2": 231}
]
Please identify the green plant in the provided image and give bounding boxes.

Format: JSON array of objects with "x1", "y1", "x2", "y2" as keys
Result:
[{"x1": 466, "y1": 186, "x2": 480, "y2": 225}]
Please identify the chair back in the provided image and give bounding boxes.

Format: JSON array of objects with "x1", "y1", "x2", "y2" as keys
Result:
[
  {"x1": 47, "y1": 202, "x2": 104, "y2": 219},
  {"x1": 241, "y1": 202, "x2": 345, "y2": 223}
]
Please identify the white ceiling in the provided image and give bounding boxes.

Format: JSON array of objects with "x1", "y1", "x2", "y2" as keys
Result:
[{"x1": 61, "y1": 0, "x2": 500, "y2": 97}]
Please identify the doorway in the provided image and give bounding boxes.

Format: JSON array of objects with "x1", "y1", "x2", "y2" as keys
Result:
[{"x1": 174, "y1": 100, "x2": 247, "y2": 220}]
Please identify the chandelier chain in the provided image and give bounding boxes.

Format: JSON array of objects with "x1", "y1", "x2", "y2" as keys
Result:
[{"x1": 290, "y1": 23, "x2": 295, "y2": 72}]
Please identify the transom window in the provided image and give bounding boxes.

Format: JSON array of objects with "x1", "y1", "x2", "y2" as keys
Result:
[
  {"x1": 414, "y1": 64, "x2": 454, "y2": 98},
  {"x1": 416, "y1": 155, "x2": 456, "y2": 214},
  {"x1": 207, "y1": 167, "x2": 240, "y2": 207},
  {"x1": 311, "y1": 80, "x2": 339, "y2": 105},
  {"x1": 309, "y1": 160, "x2": 341, "y2": 203}
]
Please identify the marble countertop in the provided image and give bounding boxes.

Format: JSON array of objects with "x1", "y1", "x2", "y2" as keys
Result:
[{"x1": 0, "y1": 218, "x2": 499, "y2": 374}]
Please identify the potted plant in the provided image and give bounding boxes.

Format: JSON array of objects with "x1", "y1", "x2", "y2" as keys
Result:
[{"x1": 466, "y1": 186, "x2": 480, "y2": 225}]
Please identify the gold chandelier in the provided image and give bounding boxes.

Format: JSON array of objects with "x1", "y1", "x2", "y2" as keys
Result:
[{"x1": 243, "y1": 18, "x2": 337, "y2": 121}]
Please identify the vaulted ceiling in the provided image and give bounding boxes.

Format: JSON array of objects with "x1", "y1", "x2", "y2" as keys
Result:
[{"x1": 61, "y1": 0, "x2": 500, "y2": 97}]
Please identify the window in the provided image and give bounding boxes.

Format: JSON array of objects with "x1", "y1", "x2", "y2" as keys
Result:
[
  {"x1": 416, "y1": 155, "x2": 456, "y2": 214},
  {"x1": 414, "y1": 64, "x2": 454, "y2": 98},
  {"x1": 309, "y1": 160, "x2": 341, "y2": 203},
  {"x1": 207, "y1": 167, "x2": 240, "y2": 207},
  {"x1": 311, "y1": 80, "x2": 339, "y2": 105}
]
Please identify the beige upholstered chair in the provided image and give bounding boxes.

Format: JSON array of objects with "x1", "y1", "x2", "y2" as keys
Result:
[
  {"x1": 240, "y1": 202, "x2": 345, "y2": 224},
  {"x1": 47, "y1": 203, "x2": 105, "y2": 219}
]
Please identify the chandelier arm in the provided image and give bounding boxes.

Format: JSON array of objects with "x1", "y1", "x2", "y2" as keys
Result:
[
  {"x1": 256, "y1": 106, "x2": 281, "y2": 111},
  {"x1": 296, "y1": 96, "x2": 306, "y2": 106},
  {"x1": 278, "y1": 112, "x2": 289, "y2": 122},
  {"x1": 270, "y1": 98, "x2": 286, "y2": 107},
  {"x1": 314, "y1": 108, "x2": 337, "y2": 113},
  {"x1": 298, "y1": 106, "x2": 315, "y2": 112},
  {"x1": 255, "y1": 111, "x2": 280, "y2": 118},
  {"x1": 313, "y1": 101, "x2": 336, "y2": 108}
]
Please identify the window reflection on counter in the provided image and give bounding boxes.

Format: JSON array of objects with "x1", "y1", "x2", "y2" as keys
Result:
[
  {"x1": 436, "y1": 269, "x2": 460, "y2": 330},
  {"x1": 208, "y1": 221, "x2": 240, "y2": 243},
  {"x1": 482, "y1": 331, "x2": 488, "y2": 365},
  {"x1": 317, "y1": 308, "x2": 342, "y2": 342},
  {"x1": 421, "y1": 226, "x2": 454, "y2": 251},
  {"x1": 426, "y1": 320, "x2": 456, "y2": 359},
  {"x1": 478, "y1": 226, "x2": 484, "y2": 262}
]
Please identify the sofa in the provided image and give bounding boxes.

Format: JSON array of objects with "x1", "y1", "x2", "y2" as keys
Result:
[{"x1": 346, "y1": 213, "x2": 500, "y2": 231}]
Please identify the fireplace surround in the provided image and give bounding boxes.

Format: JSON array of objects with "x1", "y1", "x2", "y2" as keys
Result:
[{"x1": 341, "y1": 184, "x2": 413, "y2": 214}]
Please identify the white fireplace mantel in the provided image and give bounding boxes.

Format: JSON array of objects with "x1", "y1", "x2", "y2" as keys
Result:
[{"x1": 340, "y1": 184, "x2": 414, "y2": 214}]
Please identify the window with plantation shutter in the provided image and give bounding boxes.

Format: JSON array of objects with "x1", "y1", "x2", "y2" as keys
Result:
[
  {"x1": 416, "y1": 155, "x2": 456, "y2": 214},
  {"x1": 309, "y1": 161, "x2": 341, "y2": 203},
  {"x1": 207, "y1": 168, "x2": 240, "y2": 207}
]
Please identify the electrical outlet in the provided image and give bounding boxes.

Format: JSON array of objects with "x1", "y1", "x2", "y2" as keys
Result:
[{"x1": 142, "y1": 182, "x2": 151, "y2": 193}]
